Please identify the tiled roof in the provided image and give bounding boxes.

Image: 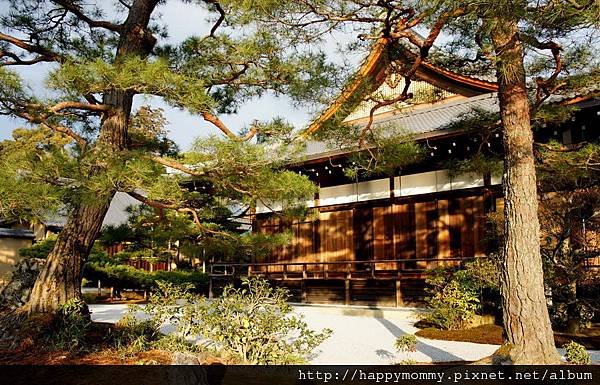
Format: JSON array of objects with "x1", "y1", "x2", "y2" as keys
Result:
[
  {"x1": 0, "y1": 228, "x2": 34, "y2": 238},
  {"x1": 546, "y1": 84, "x2": 600, "y2": 104},
  {"x1": 371, "y1": 93, "x2": 498, "y2": 135},
  {"x1": 302, "y1": 93, "x2": 499, "y2": 159},
  {"x1": 101, "y1": 192, "x2": 141, "y2": 227},
  {"x1": 41, "y1": 192, "x2": 141, "y2": 229}
]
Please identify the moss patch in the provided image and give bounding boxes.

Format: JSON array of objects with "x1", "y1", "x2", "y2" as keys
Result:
[
  {"x1": 415, "y1": 324, "x2": 600, "y2": 349},
  {"x1": 416, "y1": 325, "x2": 504, "y2": 345}
]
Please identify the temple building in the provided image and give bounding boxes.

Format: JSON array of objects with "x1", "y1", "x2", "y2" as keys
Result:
[{"x1": 210, "y1": 40, "x2": 600, "y2": 306}]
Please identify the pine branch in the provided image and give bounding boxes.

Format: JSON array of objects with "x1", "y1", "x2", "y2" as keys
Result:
[
  {"x1": 0, "y1": 32, "x2": 65, "y2": 64},
  {"x1": 358, "y1": 7, "x2": 465, "y2": 147},
  {"x1": 126, "y1": 191, "x2": 234, "y2": 237},
  {"x1": 52, "y1": 0, "x2": 124, "y2": 33},
  {"x1": 525, "y1": 37, "x2": 564, "y2": 112},
  {"x1": 201, "y1": 111, "x2": 238, "y2": 139},
  {"x1": 150, "y1": 156, "x2": 207, "y2": 177},
  {"x1": 0, "y1": 50, "x2": 56, "y2": 66},
  {"x1": 535, "y1": 142, "x2": 588, "y2": 152},
  {"x1": 201, "y1": 111, "x2": 257, "y2": 141},
  {"x1": 117, "y1": 0, "x2": 132, "y2": 10},
  {"x1": 40, "y1": 122, "x2": 88, "y2": 149},
  {"x1": 204, "y1": 0, "x2": 226, "y2": 37},
  {"x1": 13, "y1": 107, "x2": 88, "y2": 148},
  {"x1": 49, "y1": 101, "x2": 112, "y2": 114}
]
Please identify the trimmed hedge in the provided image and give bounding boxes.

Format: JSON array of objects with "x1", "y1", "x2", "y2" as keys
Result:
[
  {"x1": 84, "y1": 263, "x2": 208, "y2": 291},
  {"x1": 19, "y1": 240, "x2": 209, "y2": 291}
]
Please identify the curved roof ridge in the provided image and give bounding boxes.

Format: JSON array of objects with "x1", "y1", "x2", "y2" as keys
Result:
[{"x1": 303, "y1": 38, "x2": 498, "y2": 137}]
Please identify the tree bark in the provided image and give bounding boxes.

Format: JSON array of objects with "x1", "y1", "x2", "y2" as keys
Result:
[
  {"x1": 491, "y1": 16, "x2": 561, "y2": 364},
  {"x1": 26, "y1": 0, "x2": 160, "y2": 314},
  {"x1": 27, "y1": 200, "x2": 113, "y2": 313}
]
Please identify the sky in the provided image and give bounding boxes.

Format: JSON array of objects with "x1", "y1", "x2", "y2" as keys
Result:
[{"x1": 0, "y1": 1, "x2": 362, "y2": 150}]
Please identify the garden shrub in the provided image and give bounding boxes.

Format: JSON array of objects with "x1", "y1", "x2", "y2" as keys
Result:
[
  {"x1": 398, "y1": 359, "x2": 418, "y2": 365},
  {"x1": 563, "y1": 341, "x2": 591, "y2": 364},
  {"x1": 550, "y1": 300, "x2": 596, "y2": 332},
  {"x1": 422, "y1": 258, "x2": 500, "y2": 331},
  {"x1": 425, "y1": 280, "x2": 480, "y2": 330},
  {"x1": 106, "y1": 304, "x2": 198, "y2": 357},
  {"x1": 18, "y1": 238, "x2": 56, "y2": 259},
  {"x1": 110, "y1": 250, "x2": 170, "y2": 264},
  {"x1": 83, "y1": 263, "x2": 208, "y2": 292},
  {"x1": 137, "y1": 278, "x2": 332, "y2": 364},
  {"x1": 110, "y1": 311, "x2": 163, "y2": 355},
  {"x1": 45, "y1": 299, "x2": 90, "y2": 352},
  {"x1": 395, "y1": 335, "x2": 417, "y2": 353},
  {"x1": 20, "y1": 239, "x2": 107, "y2": 261},
  {"x1": 195, "y1": 278, "x2": 332, "y2": 364}
]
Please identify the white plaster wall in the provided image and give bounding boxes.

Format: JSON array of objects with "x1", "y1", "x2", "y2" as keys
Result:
[
  {"x1": 256, "y1": 201, "x2": 283, "y2": 214},
  {"x1": 451, "y1": 172, "x2": 484, "y2": 189},
  {"x1": 357, "y1": 178, "x2": 390, "y2": 201},
  {"x1": 258, "y1": 168, "x2": 492, "y2": 212},
  {"x1": 490, "y1": 162, "x2": 504, "y2": 185},
  {"x1": 435, "y1": 170, "x2": 453, "y2": 192},
  {"x1": 393, "y1": 169, "x2": 486, "y2": 197},
  {"x1": 396, "y1": 171, "x2": 437, "y2": 196},
  {"x1": 320, "y1": 183, "x2": 357, "y2": 206}
]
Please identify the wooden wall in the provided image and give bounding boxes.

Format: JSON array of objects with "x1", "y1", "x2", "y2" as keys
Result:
[{"x1": 254, "y1": 191, "x2": 489, "y2": 271}]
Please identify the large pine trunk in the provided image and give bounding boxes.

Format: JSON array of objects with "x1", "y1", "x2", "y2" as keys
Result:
[
  {"x1": 26, "y1": 0, "x2": 159, "y2": 315},
  {"x1": 26, "y1": 200, "x2": 113, "y2": 313},
  {"x1": 491, "y1": 16, "x2": 561, "y2": 364}
]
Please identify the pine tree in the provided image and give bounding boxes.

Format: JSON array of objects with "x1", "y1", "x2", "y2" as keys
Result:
[
  {"x1": 255, "y1": 0, "x2": 599, "y2": 364},
  {"x1": 0, "y1": 1, "x2": 336, "y2": 314}
]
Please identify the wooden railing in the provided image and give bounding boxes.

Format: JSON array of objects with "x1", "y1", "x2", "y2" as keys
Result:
[
  {"x1": 127, "y1": 259, "x2": 169, "y2": 272},
  {"x1": 208, "y1": 258, "x2": 471, "y2": 306},
  {"x1": 209, "y1": 257, "x2": 468, "y2": 280}
]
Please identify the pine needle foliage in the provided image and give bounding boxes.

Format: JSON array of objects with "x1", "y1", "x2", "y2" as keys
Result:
[{"x1": 0, "y1": 0, "x2": 338, "y2": 240}]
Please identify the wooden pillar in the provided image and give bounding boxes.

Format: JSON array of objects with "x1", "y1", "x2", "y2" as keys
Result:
[
  {"x1": 301, "y1": 263, "x2": 307, "y2": 303},
  {"x1": 344, "y1": 275, "x2": 351, "y2": 306},
  {"x1": 301, "y1": 280, "x2": 307, "y2": 303},
  {"x1": 208, "y1": 276, "x2": 214, "y2": 299},
  {"x1": 395, "y1": 279, "x2": 403, "y2": 307}
]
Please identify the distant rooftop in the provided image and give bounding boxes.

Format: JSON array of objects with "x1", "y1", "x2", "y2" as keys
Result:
[
  {"x1": 0, "y1": 228, "x2": 34, "y2": 239},
  {"x1": 34, "y1": 192, "x2": 141, "y2": 229}
]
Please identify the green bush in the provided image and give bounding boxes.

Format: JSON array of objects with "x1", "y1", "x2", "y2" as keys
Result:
[
  {"x1": 45, "y1": 299, "x2": 90, "y2": 352},
  {"x1": 18, "y1": 238, "x2": 56, "y2": 259},
  {"x1": 395, "y1": 335, "x2": 417, "y2": 353},
  {"x1": 423, "y1": 258, "x2": 500, "y2": 331},
  {"x1": 138, "y1": 278, "x2": 332, "y2": 364},
  {"x1": 425, "y1": 280, "x2": 480, "y2": 330},
  {"x1": 111, "y1": 311, "x2": 162, "y2": 355},
  {"x1": 108, "y1": 306, "x2": 198, "y2": 357},
  {"x1": 110, "y1": 250, "x2": 170, "y2": 264},
  {"x1": 563, "y1": 341, "x2": 591, "y2": 364},
  {"x1": 398, "y1": 359, "x2": 418, "y2": 365},
  {"x1": 83, "y1": 263, "x2": 208, "y2": 291},
  {"x1": 153, "y1": 270, "x2": 208, "y2": 288},
  {"x1": 20, "y1": 239, "x2": 108, "y2": 261}
]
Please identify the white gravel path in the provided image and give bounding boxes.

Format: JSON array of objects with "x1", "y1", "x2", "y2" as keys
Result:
[{"x1": 89, "y1": 303, "x2": 600, "y2": 364}]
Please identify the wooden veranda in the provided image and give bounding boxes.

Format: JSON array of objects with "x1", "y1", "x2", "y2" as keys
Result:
[{"x1": 208, "y1": 257, "x2": 470, "y2": 307}]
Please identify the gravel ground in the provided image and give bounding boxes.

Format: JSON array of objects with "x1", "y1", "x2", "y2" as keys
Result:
[{"x1": 89, "y1": 304, "x2": 599, "y2": 364}]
